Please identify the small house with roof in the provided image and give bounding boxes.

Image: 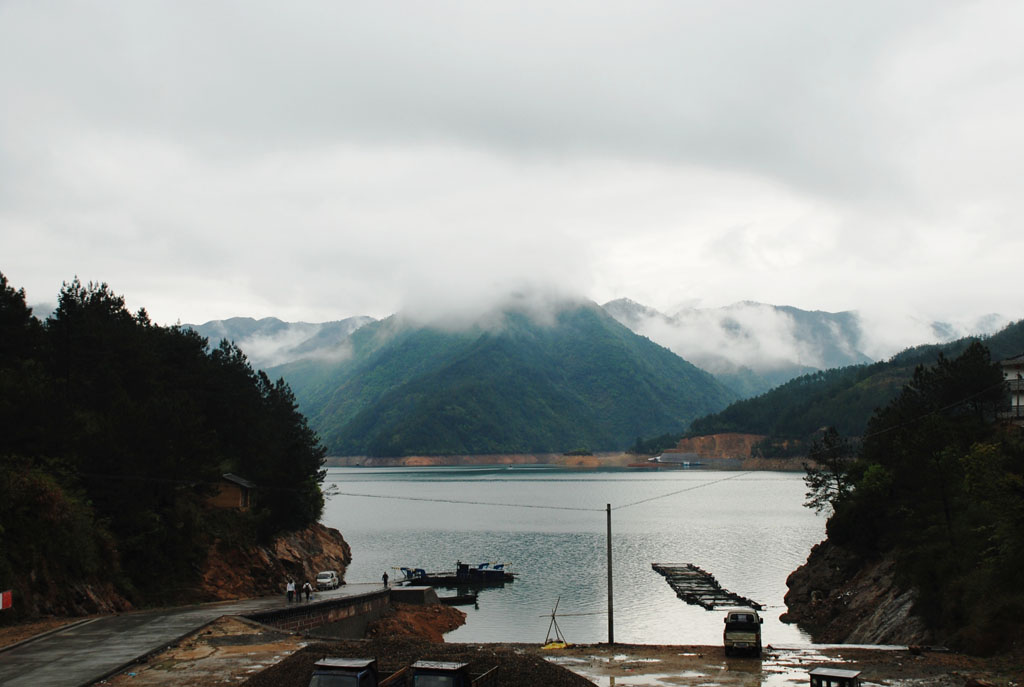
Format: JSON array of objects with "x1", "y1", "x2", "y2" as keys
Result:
[{"x1": 208, "y1": 473, "x2": 256, "y2": 511}]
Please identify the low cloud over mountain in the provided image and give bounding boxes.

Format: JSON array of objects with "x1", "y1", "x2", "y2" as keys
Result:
[
  {"x1": 602, "y1": 298, "x2": 1010, "y2": 397},
  {"x1": 186, "y1": 316, "x2": 375, "y2": 369}
]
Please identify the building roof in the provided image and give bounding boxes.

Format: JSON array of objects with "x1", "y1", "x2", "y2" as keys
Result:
[
  {"x1": 313, "y1": 658, "x2": 377, "y2": 672},
  {"x1": 809, "y1": 667, "x2": 862, "y2": 678},
  {"x1": 221, "y1": 473, "x2": 256, "y2": 489},
  {"x1": 412, "y1": 661, "x2": 470, "y2": 672},
  {"x1": 1000, "y1": 353, "x2": 1024, "y2": 366}
]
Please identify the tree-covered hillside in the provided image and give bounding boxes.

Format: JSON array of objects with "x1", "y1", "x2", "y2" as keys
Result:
[
  {"x1": 0, "y1": 273, "x2": 325, "y2": 618},
  {"x1": 805, "y1": 342, "x2": 1023, "y2": 653},
  {"x1": 685, "y1": 319, "x2": 1024, "y2": 453},
  {"x1": 274, "y1": 302, "x2": 737, "y2": 456}
]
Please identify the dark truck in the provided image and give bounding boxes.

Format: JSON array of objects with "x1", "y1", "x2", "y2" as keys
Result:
[{"x1": 723, "y1": 606, "x2": 763, "y2": 657}]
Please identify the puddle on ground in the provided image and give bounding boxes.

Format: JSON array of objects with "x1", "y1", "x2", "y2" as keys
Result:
[{"x1": 549, "y1": 646, "x2": 852, "y2": 687}]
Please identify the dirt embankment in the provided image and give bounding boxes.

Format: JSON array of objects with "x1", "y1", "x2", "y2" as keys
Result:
[
  {"x1": 366, "y1": 602, "x2": 467, "y2": 643},
  {"x1": 327, "y1": 453, "x2": 635, "y2": 468},
  {"x1": 16, "y1": 573, "x2": 134, "y2": 619},
  {"x1": 198, "y1": 522, "x2": 352, "y2": 601},
  {"x1": 324, "y1": 440, "x2": 808, "y2": 470},
  {"x1": 781, "y1": 539, "x2": 933, "y2": 645},
  {"x1": 672, "y1": 432, "x2": 767, "y2": 459}
]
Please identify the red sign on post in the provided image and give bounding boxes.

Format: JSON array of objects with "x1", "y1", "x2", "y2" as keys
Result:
[{"x1": 0, "y1": 590, "x2": 12, "y2": 610}]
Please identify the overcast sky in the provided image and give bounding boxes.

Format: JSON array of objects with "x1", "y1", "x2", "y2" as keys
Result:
[{"x1": 1, "y1": 1, "x2": 1021, "y2": 337}]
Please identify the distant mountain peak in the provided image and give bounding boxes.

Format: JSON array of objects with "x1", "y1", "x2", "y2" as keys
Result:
[
  {"x1": 272, "y1": 299, "x2": 736, "y2": 456},
  {"x1": 185, "y1": 315, "x2": 375, "y2": 369}
]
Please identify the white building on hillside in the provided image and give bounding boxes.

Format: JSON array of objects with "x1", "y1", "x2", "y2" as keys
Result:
[{"x1": 1000, "y1": 354, "x2": 1024, "y2": 424}]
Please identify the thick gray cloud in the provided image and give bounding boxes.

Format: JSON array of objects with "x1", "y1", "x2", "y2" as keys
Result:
[{"x1": 1, "y1": 0, "x2": 1021, "y2": 350}]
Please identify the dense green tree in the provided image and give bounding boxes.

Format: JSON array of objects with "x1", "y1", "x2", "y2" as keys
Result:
[{"x1": 802, "y1": 427, "x2": 854, "y2": 514}]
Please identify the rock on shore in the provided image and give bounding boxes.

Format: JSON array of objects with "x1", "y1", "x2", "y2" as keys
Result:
[
  {"x1": 781, "y1": 539, "x2": 933, "y2": 645},
  {"x1": 199, "y1": 522, "x2": 352, "y2": 600}
]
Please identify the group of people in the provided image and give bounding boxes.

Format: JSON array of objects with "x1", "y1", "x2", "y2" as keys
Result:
[{"x1": 285, "y1": 578, "x2": 313, "y2": 603}]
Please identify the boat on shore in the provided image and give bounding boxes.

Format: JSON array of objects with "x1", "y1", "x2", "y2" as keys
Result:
[{"x1": 400, "y1": 562, "x2": 514, "y2": 586}]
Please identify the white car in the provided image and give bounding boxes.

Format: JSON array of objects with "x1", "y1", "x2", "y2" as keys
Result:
[{"x1": 315, "y1": 570, "x2": 340, "y2": 590}]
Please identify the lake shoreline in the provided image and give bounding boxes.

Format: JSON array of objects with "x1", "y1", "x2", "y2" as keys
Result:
[{"x1": 325, "y1": 452, "x2": 806, "y2": 471}]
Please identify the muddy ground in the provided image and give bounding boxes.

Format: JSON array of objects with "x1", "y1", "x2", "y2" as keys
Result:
[
  {"x1": 5, "y1": 610, "x2": 1021, "y2": 686},
  {"x1": 549, "y1": 643, "x2": 1024, "y2": 687},
  {"x1": 73, "y1": 617, "x2": 1023, "y2": 686}
]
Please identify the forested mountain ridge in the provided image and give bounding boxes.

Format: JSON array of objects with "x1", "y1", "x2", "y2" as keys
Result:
[
  {"x1": 685, "y1": 318, "x2": 1024, "y2": 453},
  {"x1": 271, "y1": 301, "x2": 738, "y2": 456},
  {"x1": 0, "y1": 273, "x2": 330, "y2": 619}
]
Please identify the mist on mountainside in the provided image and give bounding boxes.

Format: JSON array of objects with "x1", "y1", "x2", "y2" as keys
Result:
[
  {"x1": 856, "y1": 310, "x2": 1011, "y2": 360},
  {"x1": 184, "y1": 291, "x2": 1012, "y2": 386},
  {"x1": 603, "y1": 298, "x2": 1011, "y2": 394},
  {"x1": 187, "y1": 287, "x2": 592, "y2": 370},
  {"x1": 186, "y1": 316, "x2": 375, "y2": 369}
]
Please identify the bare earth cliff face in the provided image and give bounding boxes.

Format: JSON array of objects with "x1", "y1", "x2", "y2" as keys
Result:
[
  {"x1": 781, "y1": 539, "x2": 933, "y2": 646},
  {"x1": 23, "y1": 575, "x2": 134, "y2": 618},
  {"x1": 17, "y1": 524, "x2": 351, "y2": 619},
  {"x1": 199, "y1": 523, "x2": 352, "y2": 600},
  {"x1": 673, "y1": 433, "x2": 767, "y2": 458}
]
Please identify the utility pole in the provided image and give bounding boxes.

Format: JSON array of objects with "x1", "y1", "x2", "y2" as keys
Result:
[{"x1": 606, "y1": 503, "x2": 614, "y2": 644}]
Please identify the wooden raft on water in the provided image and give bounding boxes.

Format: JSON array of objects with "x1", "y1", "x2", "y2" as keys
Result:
[{"x1": 652, "y1": 563, "x2": 762, "y2": 610}]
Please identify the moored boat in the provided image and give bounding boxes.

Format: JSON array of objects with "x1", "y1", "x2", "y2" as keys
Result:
[{"x1": 400, "y1": 561, "x2": 514, "y2": 586}]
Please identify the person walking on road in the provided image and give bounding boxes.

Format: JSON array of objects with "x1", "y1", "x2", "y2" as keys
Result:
[
  {"x1": 382, "y1": 571, "x2": 389, "y2": 587},
  {"x1": 286, "y1": 579, "x2": 295, "y2": 603},
  {"x1": 303, "y1": 580, "x2": 312, "y2": 601}
]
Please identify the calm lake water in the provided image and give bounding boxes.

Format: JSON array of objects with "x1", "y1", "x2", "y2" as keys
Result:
[{"x1": 320, "y1": 466, "x2": 825, "y2": 646}]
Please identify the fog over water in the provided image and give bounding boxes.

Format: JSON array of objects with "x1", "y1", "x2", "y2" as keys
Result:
[{"x1": 322, "y1": 466, "x2": 825, "y2": 645}]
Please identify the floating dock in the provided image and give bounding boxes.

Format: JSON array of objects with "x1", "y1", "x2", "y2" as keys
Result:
[
  {"x1": 652, "y1": 563, "x2": 762, "y2": 610},
  {"x1": 400, "y1": 562, "x2": 514, "y2": 587}
]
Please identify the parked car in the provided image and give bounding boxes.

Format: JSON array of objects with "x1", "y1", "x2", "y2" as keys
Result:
[
  {"x1": 316, "y1": 570, "x2": 340, "y2": 590},
  {"x1": 723, "y1": 606, "x2": 763, "y2": 657}
]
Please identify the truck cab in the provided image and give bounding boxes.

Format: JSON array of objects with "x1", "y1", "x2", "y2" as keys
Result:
[{"x1": 723, "y1": 606, "x2": 763, "y2": 657}]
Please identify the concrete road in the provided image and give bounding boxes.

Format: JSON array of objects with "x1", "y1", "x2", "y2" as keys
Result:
[{"x1": 0, "y1": 583, "x2": 383, "y2": 687}]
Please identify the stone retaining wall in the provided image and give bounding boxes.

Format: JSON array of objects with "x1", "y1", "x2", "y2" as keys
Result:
[{"x1": 244, "y1": 590, "x2": 390, "y2": 637}]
